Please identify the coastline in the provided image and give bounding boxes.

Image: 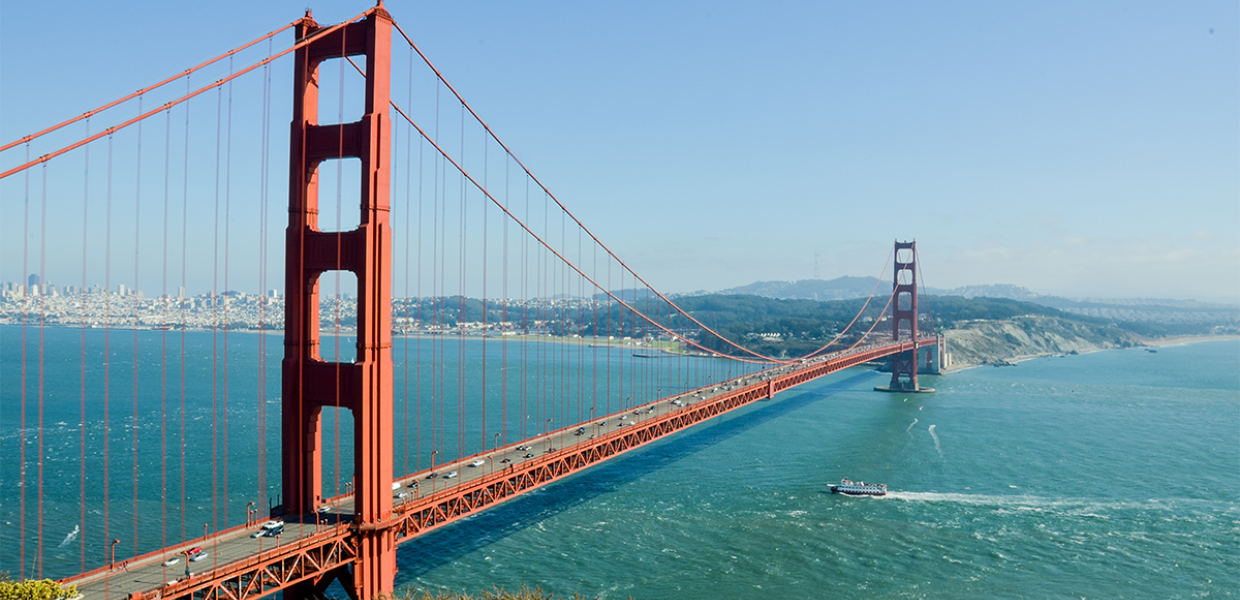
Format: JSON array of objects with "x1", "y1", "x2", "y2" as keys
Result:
[
  {"x1": 1139, "y1": 333, "x2": 1240, "y2": 348},
  {"x1": 942, "y1": 333, "x2": 1238, "y2": 373}
]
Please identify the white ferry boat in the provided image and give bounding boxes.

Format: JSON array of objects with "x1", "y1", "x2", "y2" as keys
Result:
[{"x1": 830, "y1": 478, "x2": 887, "y2": 496}]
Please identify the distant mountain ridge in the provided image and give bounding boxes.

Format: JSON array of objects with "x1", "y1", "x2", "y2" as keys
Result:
[
  {"x1": 716, "y1": 276, "x2": 883, "y2": 301},
  {"x1": 709, "y1": 277, "x2": 1239, "y2": 330}
]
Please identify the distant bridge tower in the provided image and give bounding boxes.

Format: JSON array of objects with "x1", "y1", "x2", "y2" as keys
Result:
[
  {"x1": 282, "y1": 6, "x2": 396, "y2": 600},
  {"x1": 875, "y1": 240, "x2": 934, "y2": 393}
]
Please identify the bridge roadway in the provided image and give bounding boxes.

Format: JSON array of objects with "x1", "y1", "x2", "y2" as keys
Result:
[{"x1": 67, "y1": 337, "x2": 937, "y2": 600}]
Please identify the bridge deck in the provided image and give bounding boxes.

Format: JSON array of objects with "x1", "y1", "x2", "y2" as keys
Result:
[{"x1": 67, "y1": 337, "x2": 937, "y2": 600}]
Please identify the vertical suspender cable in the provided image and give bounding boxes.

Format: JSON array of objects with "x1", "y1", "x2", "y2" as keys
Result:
[
  {"x1": 104, "y1": 134, "x2": 114, "y2": 577},
  {"x1": 498, "y1": 156, "x2": 508, "y2": 448},
  {"x1": 257, "y1": 36, "x2": 273, "y2": 507},
  {"x1": 219, "y1": 56, "x2": 232, "y2": 526},
  {"x1": 37, "y1": 162, "x2": 49, "y2": 576},
  {"x1": 79, "y1": 124, "x2": 90, "y2": 571},
  {"x1": 458, "y1": 104, "x2": 465, "y2": 462},
  {"x1": 334, "y1": 35, "x2": 345, "y2": 500},
  {"x1": 160, "y1": 106, "x2": 171, "y2": 554},
  {"x1": 402, "y1": 48, "x2": 413, "y2": 477},
  {"x1": 617, "y1": 267, "x2": 624, "y2": 412},
  {"x1": 501, "y1": 158, "x2": 509, "y2": 447},
  {"x1": 591, "y1": 236, "x2": 597, "y2": 426},
  {"x1": 481, "y1": 129, "x2": 488, "y2": 452},
  {"x1": 416, "y1": 136, "x2": 424, "y2": 472},
  {"x1": 565, "y1": 214, "x2": 570, "y2": 428},
  {"x1": 607, "y1": 255, "x2": 611, "y2": 416},
  {"x1": 430, "y1": 81, "x2": 439, "y2": 464},
  {"x1": 538, "y1": 192, "x2": 546, "y2": 434},
  {"x1": 521, "y1": 176, "x2": 528, "y2": 441},
  {"x1": 211, "y1": 83, "x2": 222, "y2": 535},
  {"x1": 179, "y1": 75, "x2": 191, "y2": 545},
  {"x1": 20, "y1": 142, "x2": 29, "y2": 578},
  {"x1": 397, "y1": 81, "x2": 407, "y2": 478},
  {"x1": 132, "y1": 95, "x2": 145, "y2": 559}
]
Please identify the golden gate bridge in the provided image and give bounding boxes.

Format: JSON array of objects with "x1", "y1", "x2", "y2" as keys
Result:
[{"x1": 1, "y1": 5, "x2": 940, "y2": 599}]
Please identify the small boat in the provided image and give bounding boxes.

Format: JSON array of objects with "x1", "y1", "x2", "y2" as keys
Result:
[{"x1": 830, "y1": 478, "x2": 887, "y2": 496}]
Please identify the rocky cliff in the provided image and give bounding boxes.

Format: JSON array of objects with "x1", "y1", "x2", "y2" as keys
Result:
[{"x1": 942, "y1": 315, "x2": 1143, "y2": 370}]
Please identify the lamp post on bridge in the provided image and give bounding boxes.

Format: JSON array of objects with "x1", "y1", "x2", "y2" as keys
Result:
[
  {"x1": 430, "y1": 450, "x2": 439, "y2": 494},
  {"x1": 109, "y1": 539, "x2": 120, "y2": 570}
]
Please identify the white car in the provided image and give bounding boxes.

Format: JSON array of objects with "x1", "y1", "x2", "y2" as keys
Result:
[
  {"x1": 261, "y1": 520, "x2": 284, "y2": 531},
  {"x1": 163, "y1": 557, "x2": 180, "y2": 566},
  {"x1": 468, "y1": 460, "x2": 485, "y2": 467},
  {"x1": 190, "y1": 551, "x2": 208, "y2": 562},
  {"x1": 443, "y1": 471, "x2": 458, "y2": 479}
]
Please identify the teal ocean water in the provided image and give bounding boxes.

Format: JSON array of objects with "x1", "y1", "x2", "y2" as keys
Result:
[
  {"x1": 3, "y1": 328, "x2": 1238, "y2": 598},
  {"x1": 0, "y1": 325, "x2": 757, "y2": 578},
  {"x1": 393, "y1": 341, "x2": 1240, "y2": 599}
]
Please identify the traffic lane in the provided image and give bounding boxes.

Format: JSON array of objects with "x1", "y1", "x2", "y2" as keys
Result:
[
  {"x1": 76, "y1": 520, "x2": 328, "y2": 600},
  {"x1": 395, "y1": 383, "x2": 764, "y2": 501}
]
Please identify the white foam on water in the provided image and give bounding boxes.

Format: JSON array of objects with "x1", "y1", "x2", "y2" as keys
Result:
[
  {"x1": 905, "y1": 418, "x2": 919, "y2": 435},
  {"x1": 928, "y1": 424, "x2": 942, "y2": 456},
  {"x1": 58, "y1": 524, "x2": 78, "y2": 548}
]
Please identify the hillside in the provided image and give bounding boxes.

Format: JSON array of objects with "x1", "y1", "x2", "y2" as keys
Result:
[
  {"x1": 942, "y1": 315, "x2": 1143, "y2": 369},
  {"x1": 709, "y1": 278, "x2": 1239, "y2": 337},
  {"x1": 716, "y1": 276, "x2": 881, "y2": 301},
  {"x1": 660, "y1": 294, "x2": 1218, "y2": 365}
]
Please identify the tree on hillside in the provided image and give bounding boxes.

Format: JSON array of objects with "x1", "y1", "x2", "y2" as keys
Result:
[{"x1": 0, "y1": 577, "x2": 79, "y2": 600}]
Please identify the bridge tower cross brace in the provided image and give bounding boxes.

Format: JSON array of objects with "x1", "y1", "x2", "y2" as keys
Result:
[
  {"x1": 889, "y1": 240, "x2": 919, "y2": 391},
  {"x1": 282, "y1": 7, "x2": 395, "y2": 600}
]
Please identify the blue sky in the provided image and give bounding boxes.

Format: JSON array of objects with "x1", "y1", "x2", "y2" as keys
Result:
[{"x1": 2, "y1": 1, "x2": 1237, "y2": 302}]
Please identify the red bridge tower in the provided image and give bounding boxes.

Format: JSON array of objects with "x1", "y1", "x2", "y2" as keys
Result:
[
  {"x1": 282, "y1": 6, "x2": 396, "y2": 599},
  {"x1": 875, "y1": 240, "x2": 935, "y2": 393}
]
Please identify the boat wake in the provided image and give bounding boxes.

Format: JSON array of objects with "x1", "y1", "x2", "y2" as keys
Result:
[
  {"x1": 904, "y1": 418, "x2": 919, "y2": 435},
  {"x1": 58, "y1": 524, "x2": 79, "y2": 548},
  {"x1": 880, "y1": 491, "x2": 1212, "y2": 518},
  {"x1": 928, "y1": 424, "x2": 942, "y2": 456}
]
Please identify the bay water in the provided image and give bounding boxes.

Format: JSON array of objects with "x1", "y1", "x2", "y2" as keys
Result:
[
  {"x1": 2, "y1": 326, "x2": 1237, "y2": 598},
  {"x1": 395, "y1": 340, "x2": 1239, "y2": 598}
]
